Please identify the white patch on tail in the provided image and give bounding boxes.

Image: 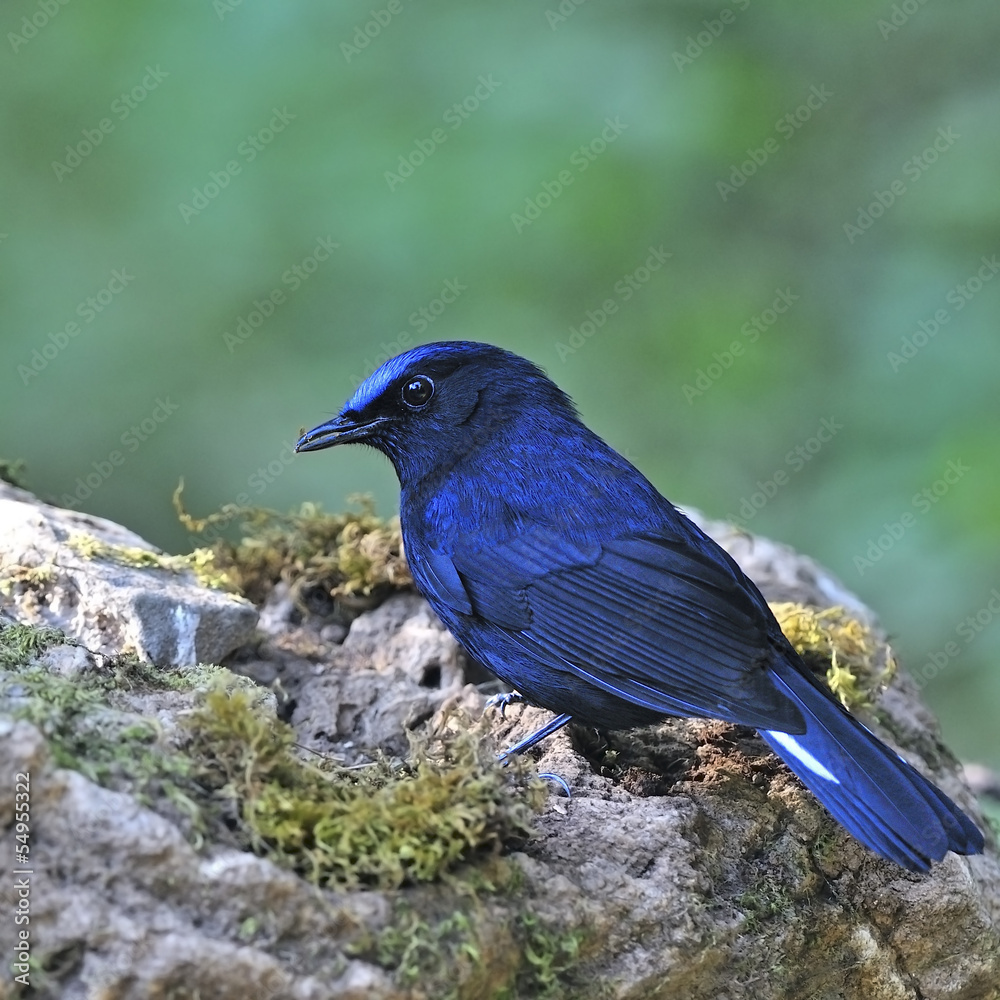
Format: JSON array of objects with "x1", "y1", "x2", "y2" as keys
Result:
[{"x1": 764, "y1": 730, "x2": 841, "y2": 784}]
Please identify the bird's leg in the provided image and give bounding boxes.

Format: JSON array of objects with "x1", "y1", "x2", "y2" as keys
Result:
[
  {"x1": 497, "y1": 712, "x2": 574, "y2": 761},
  {"x1": 491, "y1": 704, "x2": 574, "y2": 797},
  {"x1": 484, "y1": 690, "x2": 526, "y2": 718}
]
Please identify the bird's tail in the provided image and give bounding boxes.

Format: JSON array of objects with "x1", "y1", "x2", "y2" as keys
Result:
[{"x1": 760, "y1": 659, "x2": 984, "y2": 870}]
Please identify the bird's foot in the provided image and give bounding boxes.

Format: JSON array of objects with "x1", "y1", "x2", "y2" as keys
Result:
[
  {"x1": 538, "y1": 772, "x2": 572, "y2": 797},
  {"x1": 485, "y1": 690, "x2": 526, "y2": 719}
]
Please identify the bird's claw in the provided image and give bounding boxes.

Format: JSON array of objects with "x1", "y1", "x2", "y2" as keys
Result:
[
  {"x1": 485, "y1": 690, "x2": 526, "y2": 719},
  {"x1": 539, "y1": 772, "x2": 572, "y2": 797}
]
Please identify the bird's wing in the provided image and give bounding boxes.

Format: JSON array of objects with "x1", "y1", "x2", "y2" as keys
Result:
[{"x1": 448, "y1": 525, "x2": 804, "y2": 731}]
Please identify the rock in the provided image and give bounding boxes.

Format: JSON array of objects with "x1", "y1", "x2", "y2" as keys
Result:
[
  {"x1": 0, "y1": 688, "x2": 402, "y2": 999},
  {"x1": 305, "y1": 592, "x2": 466, "y2": 747},
  {"x1": 0, "y1": 481, "x2": 257, "y2": 666},
  {"x1": 240, "y1": 589, "x2": 466, "y2": 760},
  {"x1": 684, "y1": 506, "x2": 877, "y2": 623},
  {"x1": 964, "y1": 763, "x2": 1000, "y2": 803},
  {"x1": 0, "y1": 491, "x2": 997, "y2": 999}
]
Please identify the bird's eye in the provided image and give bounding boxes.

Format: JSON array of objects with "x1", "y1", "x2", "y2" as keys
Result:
[{"x1": 401, "y1": 375, "x2": 435, "y2": 409}]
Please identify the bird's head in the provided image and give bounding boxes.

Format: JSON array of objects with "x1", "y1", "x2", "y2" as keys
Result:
[{"x1": 295, "y1": 341, "x2": 576, "y2": 484}]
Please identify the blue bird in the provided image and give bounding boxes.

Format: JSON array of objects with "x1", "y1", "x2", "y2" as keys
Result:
[{"x1": 296, "y1": 341, "x2": 984, "y2": 871}]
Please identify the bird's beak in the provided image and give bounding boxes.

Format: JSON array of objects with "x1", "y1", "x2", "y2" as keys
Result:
[{"x1": 295, "y1": 414, "x2": 391, "y2": 453}]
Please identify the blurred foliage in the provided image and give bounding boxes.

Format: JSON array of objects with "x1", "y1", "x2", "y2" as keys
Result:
[
  {"x1": 1, "y1": 0, "x2": 998, "y2": 765},
  {"x1": 0, "y1": 458, "x2": 28, "y2": 488}
]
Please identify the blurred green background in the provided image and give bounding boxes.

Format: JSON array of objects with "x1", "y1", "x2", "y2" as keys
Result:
[{"x1": 2, "y1": 1, "x2": 998, "y2": 768}]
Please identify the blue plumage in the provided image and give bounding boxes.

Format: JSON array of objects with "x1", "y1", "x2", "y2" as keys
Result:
[{"x1": 296, "y1": 340, "x2": 984, "y2": 871}]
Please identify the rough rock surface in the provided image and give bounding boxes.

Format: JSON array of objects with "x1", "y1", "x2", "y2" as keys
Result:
[
  {"x1": 0, "y1": 485, "x2": 997, "y2": 1000},
  {"x1": 0, "y1": 481, "x2": 257, "y2": 665}
]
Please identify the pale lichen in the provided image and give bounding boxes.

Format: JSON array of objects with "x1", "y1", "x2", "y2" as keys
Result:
[
  {"x1": 0, "y1": 563, "x2": 55, "y2": 599},
  {"x1": 68, "y1": 532, "x2": 233, "y2": 591}
]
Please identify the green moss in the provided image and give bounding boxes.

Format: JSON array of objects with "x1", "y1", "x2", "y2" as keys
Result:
[
  {"x1": 185, "y1": 687, "x2": 543, "y2": 889},
  {"x1": 1, "y1": 621, "x2": 594, "y2": 998},
  {"x1": 237, "y1": 916, "x2": 261, "y2": 942},
  {"x1": 99, "y1": 651, "x2": 230, "y2": 694},
  {"x1": 810, "y1": 826, "x2": 841, "y2": 867},
  {"x1": 2, "y1": 616, "x2": 544, "y2": 895},
  {"x1": 0, "y1": 622, "x2": 66, "y2": 667},
  {"x1": 366, "y1": 901, "x2": 589, "y2": 1000},
  {"x1": 504, "y1": 914, "x2": 587, "y2": 1000},
  {"x1": 770, "y1": 603, "x2": 895, "y2": 710},
  {"x1": 733, "y1": 874, "x2": 796, "y2": 932},
  {"x1": 374, "y1": 908, "x2": 483, "y2": 997},
  {"x1": 0, "y1": 622, "x2": 237, "y2": 842},
  {"x1": 0, "y1": 658, "x2": 204, "y2": 831},
  {"x1": 0, "y1": 661, "x2": 106, "y2": 769},
  {"x1": 0, "y1": 457, "x2": 28, "y2": 488},
  {"x1": 173, "y1": 482, "x2": 411, "y2": 612}
]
